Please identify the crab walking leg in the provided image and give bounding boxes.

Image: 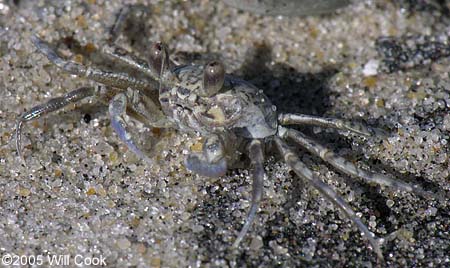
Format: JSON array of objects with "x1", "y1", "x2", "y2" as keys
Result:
[
  {"x1": 102, "y1": 45, "x2": 156, "y2": 79},
  {"x1": 108, "y1": 4, "x2": 152, "y2": 43},
  {"x1": 31, "y1": 35, "x2": 154, "y2": 91},
  {"x1": 278, "y1": 113, "x2": 379, "y2": 137},
  {"x1": 109, "y1": 93, "x2": 153, "y2": 165},
  {"x1": 108, "y1": 4, "x2": 132, "y2": 43},
  {"x1": 232, "y1": 139, "x2": 265, "y2": 248},
  {"x1": 282, "y1": 127, "x2": 431, "y2": 198},
  {"x1": 16, "y1": 86, "x2": 96, "y2": 162},
  {"x1": 106, "y1": 5, "x2": 173, "y2": 81},
  {"x1": 274, "y1": 137, "x2": 384, "y2": 261},
  {"x1": 102, "y1": 43, "x2": 175, "y2": 83}
]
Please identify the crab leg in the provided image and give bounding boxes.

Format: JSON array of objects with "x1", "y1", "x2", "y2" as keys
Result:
[
  {"x1": 278, "y1": 113, "x2": 381, "y2": 137},
  {"x1": 281, "y1": 127, "x2": 431, "y2": 198},
  {"x1": 108, "y1": 4, "x2": 132, "y2": 44},
  {"x1": 102, "y1": 45, "x2": 156, "y2": 78},
  {"x1": 232, "y1": 139, "x2": 265, "y2": 248},
  {"x1": 31, "y1": 35, "x2": 155, "y2": 91},
  {"x1": 16, "y1": 86, "x2": 96, "y2": 162},
  {"x1": 274, "y1": 137, "x2": 383, "y2": 261},
  {"x1": 109, "y1": 93, "x2": 153, "y2": 165},
  {"x1": 106, "y1": 5, "x2": 175, "y2": 81}
]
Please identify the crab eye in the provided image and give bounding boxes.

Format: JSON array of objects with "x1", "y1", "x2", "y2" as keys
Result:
[
  {"x1": 200, "y1": 61, "x2": 225, "y2": 97},
  {"x1": 149, "y1": 42, "x2": 169, "y2": 76}
]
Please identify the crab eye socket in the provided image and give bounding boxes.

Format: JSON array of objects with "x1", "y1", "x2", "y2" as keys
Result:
[
  {"x1": 200, "y1": 61, "x2": 225, "y2": 97},
  {"x1": 149, "y1": 42, "x2": 169, "y2": 76}
]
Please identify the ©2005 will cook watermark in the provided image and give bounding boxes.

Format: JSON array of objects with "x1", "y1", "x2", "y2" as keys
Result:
[{"x1": 1, "y1": 253, "x2": 107, "y2": 266}]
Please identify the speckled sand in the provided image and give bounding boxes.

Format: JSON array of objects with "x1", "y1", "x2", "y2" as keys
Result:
[{"x1": 0, "y1": 0, "x2": 449, "y2": 267}]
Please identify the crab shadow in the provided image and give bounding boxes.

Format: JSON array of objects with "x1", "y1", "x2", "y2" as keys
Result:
[
  {"x1": 237, "y1": 43, "x2": 335, "y2": 116},
  {"x1": 191, "y1": 43, "x2": 391, "y2": 266},
  {"x1": 191, "y1": 43, "x2": 445, "y2": 266}
]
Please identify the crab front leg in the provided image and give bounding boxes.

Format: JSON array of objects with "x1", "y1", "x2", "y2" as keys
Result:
[
  {"x1": 274, "y1": 137, "x2": 384, "y2": 261},
  {"x1": 16, "y1": 86, "x2": 97, "y2": 162},
  {"x1": 109, "y1": 93, "x2": 153, "y2": 164}
]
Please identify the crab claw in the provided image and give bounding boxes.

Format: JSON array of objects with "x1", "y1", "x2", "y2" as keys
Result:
[
  {"x1": 185, "y1": 153, "x2": 227, "y2": 177},
  {"x1": 184, "y1": 135, "x2": 227, "y2": 177}
]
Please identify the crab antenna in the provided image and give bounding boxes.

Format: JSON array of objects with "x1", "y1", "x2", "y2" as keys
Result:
[{"x1": 232, "y1": 139, "x2": 265, "y2": 248}]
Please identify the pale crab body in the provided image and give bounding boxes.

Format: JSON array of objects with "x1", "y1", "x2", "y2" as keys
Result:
[
  {"x1": 157, "y1": 64, "x2": 278, "y2": 178},
  {"x1": 160, "y1": 65, "x2": 278, "y2": 139},
  {"x1": 15, "y1": 9, "x2": 435, "y2": 263}
]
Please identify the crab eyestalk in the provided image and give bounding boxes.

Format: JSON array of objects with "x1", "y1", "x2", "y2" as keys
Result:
[
  {"x1": 148, "y1": 42, "x2": 170, "y2": 78},
  {"x1": 200, "y1": 61, "x2": 225, "y2": 97}
]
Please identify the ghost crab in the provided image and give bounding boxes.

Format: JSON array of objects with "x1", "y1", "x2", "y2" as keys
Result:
[{"x1": 16, "y1": 16, "x2": 432, "y2": 263}]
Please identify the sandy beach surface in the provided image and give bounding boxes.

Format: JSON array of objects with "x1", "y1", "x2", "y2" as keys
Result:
[{"x1": 0, "y1": 0, "x2": 448, "y2": 267}]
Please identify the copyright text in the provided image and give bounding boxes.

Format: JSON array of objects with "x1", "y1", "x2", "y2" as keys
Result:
[{"x1": 1, "y1": 253, "x2": 106, "y2": 266}]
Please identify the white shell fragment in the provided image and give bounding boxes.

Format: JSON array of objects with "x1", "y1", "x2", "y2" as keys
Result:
[{"x1": 363, "y1": 59, "x2": 380, "y2": 76}]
